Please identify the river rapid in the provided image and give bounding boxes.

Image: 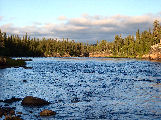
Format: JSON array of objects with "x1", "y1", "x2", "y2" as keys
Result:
[{"x1": 0, "y1": 57, "x2": 161, "y2": 120}]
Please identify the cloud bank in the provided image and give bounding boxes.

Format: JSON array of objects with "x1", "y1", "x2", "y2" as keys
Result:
[{"x1": 0, "y1": 13, "x2": 161, "y2": 43}]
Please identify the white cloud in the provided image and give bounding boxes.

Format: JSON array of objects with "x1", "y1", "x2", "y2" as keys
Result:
[
  {"x1": 0, "y1": 13, "x2": 160, "y2": 43},
  {"x1": 57, "y1": 16, "x2": 67, "y2": 21}
]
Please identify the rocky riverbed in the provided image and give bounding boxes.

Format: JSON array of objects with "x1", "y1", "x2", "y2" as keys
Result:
[
  {"x1": 0, "y1": 57, "x2": 161, "y2": 120},
  {"x1": 0, "y1": 96, "x2": 56, "y2": 120}
]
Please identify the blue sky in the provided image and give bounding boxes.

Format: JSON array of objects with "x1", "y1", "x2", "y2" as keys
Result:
[{"x1": 0, "y1": 0, "x2": 161, "y2": 42}]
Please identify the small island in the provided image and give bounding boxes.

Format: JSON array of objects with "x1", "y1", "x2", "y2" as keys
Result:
[{"x1": 0, "y1": 57, "x2": 26, "y2": 68}]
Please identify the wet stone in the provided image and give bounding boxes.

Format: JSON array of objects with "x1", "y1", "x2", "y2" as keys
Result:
[
  {"x1": 5, "y1": 115, "x2": 23, "y2": 120},
  {"x1": 17, "y1": 112, "x2": 23, "y2": 114},
  {"x1": 71, "y1": 97, "x2": 80, "y2": 103},
  {"x1": 23, "y1": 80, "x2": 27, "y2": 82},
  {"x1": 0, "y1": 107, "x2": 15, "y2": 118},
  {"x1": 3, "y1": 97, "x2": 22, "y2": 103},
  {"x1": 29, "y1": 111, "x2": 33, "y2": 113},
  {"x1": 21, "y1": 96, "x2": 50, "y2": 107},
  {"x1": 4, "y1": 104, "x2": 9, "y2": 106},
  {"x1": 40, "y1": 109, "x2": 56, "y2": 116}
]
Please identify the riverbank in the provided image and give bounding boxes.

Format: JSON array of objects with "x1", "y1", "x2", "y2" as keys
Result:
[
  {"x1": 0, "y1": 57, "x2": 26, "y2": 69},
  {"x1": 89, "y1": 41, "x2": 161, "y2": 62},
  {"x1": 142, "y1": 42, "x2": 161, "y2": 61}
]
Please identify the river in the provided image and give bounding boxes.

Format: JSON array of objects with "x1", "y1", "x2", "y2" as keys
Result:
[{"x1": 0, "y1": 57, "x2": 161, "y2": 120}]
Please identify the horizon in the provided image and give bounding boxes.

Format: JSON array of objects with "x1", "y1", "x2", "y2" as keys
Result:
[{"x1": 0, "y1": 0, "x2": 161, "y2": 43}]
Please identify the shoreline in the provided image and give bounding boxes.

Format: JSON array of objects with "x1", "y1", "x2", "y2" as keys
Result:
[
  {"x1": 5, "y1": 56, "x2": 161, "y2": 63},
  {"x1": 1, "y1": 54, "x2": 161, "y2": 69},
  {"x1": 0, "y1": 57, "x2": 27, "y2": 69}
]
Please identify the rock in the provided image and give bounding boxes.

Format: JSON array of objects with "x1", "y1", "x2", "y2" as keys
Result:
[
  {"x1": 4, "y1": 104, "x2": 9, "y2": 106},
  {"x1": 19, "y1": 58, "x2": 32, "y2": 61},
  {"x1": 21, "y1": 96, "x2": 50, "y2": 106},
  {"x1": 0, "y1": 109, "x2": 4, "y2": 117},
  {"x1": 89, "y1": 52, "x2": 111, "y2": 57},
  {"x1": 143, "y1": 42, "x2": 161, "y2": 61},
  {"x1": 9, "y1": 110, "x2": 15, "y2": 115},
  {"x1": 0, "y1": 107, "x2": 15, "y2": 118},
  {"x1": 40, "y1": 109, "x2": 56, "y2": 116},
  {"x1": 29, "y1": 111, "x2": 33, "y2": 113},
  {"x1": 3, "y1": 97, "x2": 22, "y2": 103},
  {"x1": 17, "y1": 112, "x2": 22, "y2": 114},
  {"x1": 5, "y1": 115, "x2": 23, "y2": 120},
  {"x1": 142, "y1": 54, "x2": 150, "y2": 59},
  {"x1": 23, "y1": 66, "x2": 32, "y2": 69},
  {"x1": 23, "y1": 80, "x2": 27, "y2": 82},
  {"x1": 71, "y1": 97, "x2": 80, "y2": 103},
  {"x1": 17, "y1": 115, "x2": 22, "y2": 118}
]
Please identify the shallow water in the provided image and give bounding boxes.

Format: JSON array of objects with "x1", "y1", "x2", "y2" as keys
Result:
[{"x1": 0, "y1": 57, "x2": 161, "y2": 120}]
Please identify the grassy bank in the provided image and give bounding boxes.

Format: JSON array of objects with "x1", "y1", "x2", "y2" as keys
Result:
[{"x1": 0, "y1": 57, "x2": 26, "y2": 68}]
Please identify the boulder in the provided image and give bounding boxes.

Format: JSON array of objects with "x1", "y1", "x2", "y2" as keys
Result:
[
  {"x1": 40, "y1": 109, "x2": 56, "y2": 116},
  {"x1": 22, "y1": 80, "x2": 27, "y2": 82},
  {"x1": 3, "y1": 97, "x2": 22, "y2": 103},
  {"x1": 5, "y1": 115, "x2": 23, "y2": 120},
  {"x1": 150, "y1": 53, "x2": 158, "y2": 60},
  {"x1": 0, "y1": 107, "x2": 15, "y2": 118},
  {"x1": 21, "y1": 96, "x2": 50, "y2": 107}
]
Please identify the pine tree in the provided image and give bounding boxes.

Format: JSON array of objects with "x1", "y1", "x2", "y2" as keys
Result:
[
  {"x1": 0, "y1": 30, "x2": 4, "y2": 48},
  {"x1": 153, "y1": 20, "x2": 160, "y2": 44}
]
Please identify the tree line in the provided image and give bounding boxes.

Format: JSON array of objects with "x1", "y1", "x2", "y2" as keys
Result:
[
  {"x1": 0, "y1": 32, "x2": 90, "y2": 57},
  {"x1": 107, "y1": 20, "x2": 161, "y2": 57},
  {"x1": 0, "y1": 20, "x2": 160, "y2": 58}
]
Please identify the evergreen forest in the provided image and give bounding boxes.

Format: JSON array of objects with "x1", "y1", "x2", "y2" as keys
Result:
[{"x1": 0, "y1": 20, "x2": 160, "y2": 58}]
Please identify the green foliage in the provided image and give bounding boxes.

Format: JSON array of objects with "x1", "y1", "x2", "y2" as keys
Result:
[
  {"x1": 109, "y1": 20, "x2": 161, "y2": 58},
  {"x1": 6, "y1": 58, "x2": 26, "y2": 67},
  {"x1": 0, "y1": 57, "x2": 26, "y2": 68},
  {"x1": 0, "y1": 32, "x2": 90, "y2": 57}
]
